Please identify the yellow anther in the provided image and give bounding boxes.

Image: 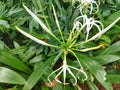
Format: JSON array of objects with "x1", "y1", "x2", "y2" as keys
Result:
[{"x1": 99, "y1": 42, "x2": 105, "y2": 48}]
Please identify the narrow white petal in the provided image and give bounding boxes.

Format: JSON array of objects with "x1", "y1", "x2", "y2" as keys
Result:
[
  {"x1": 68, "y1": 65, "x2": 88, "y2": 81},
  {"x1": 16, "y1": 26, "x2": 58, "y2": 48},
  {"x1": 48, "y1": 66, "x2": 62, "y2": 83},
  {"x1": 67, "y1": 67, "x2": 77, "y2": 85},
  {"x1": 23, "y1": 4, "x2": 53, "y2": 36},
  {"x1": 23, "y1": 4, "x2": 61, "y2": 44},
  {"x1": 55, "y1": 69, "x2": 63, "y2": 84}
]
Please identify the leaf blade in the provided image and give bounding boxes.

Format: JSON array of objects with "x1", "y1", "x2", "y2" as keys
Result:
[
  {"x1": 93, "y1": 54, "x2": 120, "y2": 65},
  {"x1": 23, "y1": 56, "x2": 56, "y2": 90},
  {"x1": 0, "y1": 51, "x2": 31, "y2": 74},
  {"x1": 0, "y1": 67, "x2": 26, "y2": 84},
  {"x1": 75, "y1": 52, "x2": 113, "y2": 90}
]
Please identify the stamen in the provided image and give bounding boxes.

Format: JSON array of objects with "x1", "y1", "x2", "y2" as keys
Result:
[{"x1": 72, "y1": 0, "x2": 100, "y2": 14}]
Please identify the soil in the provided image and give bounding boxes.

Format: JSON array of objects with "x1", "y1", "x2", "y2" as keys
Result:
[{"x1": 79, "y1": 83, "x2": 120, "y2": 90}]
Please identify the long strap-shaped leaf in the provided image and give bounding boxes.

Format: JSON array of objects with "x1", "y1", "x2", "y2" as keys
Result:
[
  {"x1": 0, "y1": 51, "x2": 31, "y2": 74},
  {"x1": 23, "y1": 56, "x2": 56, "y2": 90},
  {"x1": 75, "y1": 52, "x2": 113, "y2": 90},
  {"x1": 0, "y1": 67, "x2": 26, "y2": 84},
  {"x1": 16, "y1": 26, "x2": 60, "y2": 48},
  {"x1": 23, "y1": 4, "x2": 61, "y2": 44}
]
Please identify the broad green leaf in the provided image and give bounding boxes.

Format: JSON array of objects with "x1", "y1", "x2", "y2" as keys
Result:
[
  {"x1": 107, "y1": 70, "x2": 120, "y2": 74},
  {"x1": 0, "y1": 40, "x2": 9, "y2": 51},
  {"x1": 41, "y1": 85, "x2": 49, "y2": 90},
  {"x1": 21, "y1": 46, "x2": 36, "y2": 62},
  {"x1": 100, "y1": 41, "x2": 120, "y2": 55},
  {"x1": 23, "y1": 56, "x2": 56, "y2": 90},
  {"x1": 29, "y1": 54, "x2": 46, "y2": 64},
  {"x1": 0, "y1": 51, "x2": 31, "y2": 74},
  {"x1": 0, "y1": 86, "x2": 4, "y2": 90},
  {"x1": 100, "y1": 35, "x2": 111, "y2": 44},
  {"x1": 52, "y1": 83, "x2": 63, "y2": 90},
  {"x1": 107, "y1": 75, "x2": 120, "y2": 83},
  {"x1": 93, "y1": 54, "x2": 120, "y2": 65},
  {"x1": 64, "y1": 85, "x2": 71, "y2": 90},
  {"x1": 54, "y1": 0, "x2": 62, "y2": 10},
  {"x1": 0, "y1": 67, "x2": 26, "y2": 84},
  {"x1": 87, "y1": 81, "x2": 99, "y2": 90},
  {"x1": 105, "y1": 10, "x2": 120, "y2": 26},
  {"x1": 75, "y1": 52, "x2": 113, "y2": 90},
  {"x1": 7, "y1": 7, "x2": 23, "y2": 16},
  {"x1": 0, "y1": 20, "x2": 10, "y2": 28}
]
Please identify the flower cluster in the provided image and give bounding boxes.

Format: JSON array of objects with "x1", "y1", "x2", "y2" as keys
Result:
[
  {"x1": 73, "y1": 15, "x2": 104, "y2": 40},
  {"x1": 72, "y1": 0, "x2": 103, "y2": 41},
  {"x1": 16, "y1": 2, "x2": 120, "y2": 86},
  {"x1": 47, "y1": 0, "x2": 103, "y2": 85},
  {"x1": 48, "y1": 51, "x2": 87, "y2": 86},
  {"x1": 72, "y1": 0, "x2": 99, "y2": 14}
]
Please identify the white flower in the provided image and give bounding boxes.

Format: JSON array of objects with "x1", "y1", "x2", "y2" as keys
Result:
[
  {"x1": 48, "y1": 53, "x2": 87, "y2": 86},
  {"x1": 72, "y1": 0, "x2": 99, "y2": 14},
  {"x1": 73, "y1": 15, "x2": 104, "y2": 40}
]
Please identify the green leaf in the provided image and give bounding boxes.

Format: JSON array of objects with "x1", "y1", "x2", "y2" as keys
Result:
[
  {"x1": 107, "y1": 75, "x2": 120, "y2": 83},
  {"x1": 105, "y1": 10, "x2": 120, "y2": 26},
  {"x1": 100, "y1": 41, "x2": 120, "y2": 55},
  {"x1": 0, "y1": 20, "x2": 10, "y2": 28},
  {"x1": 41, "y1": 85, "x2": 49, "y2": 90},
  {"x1": 87, "y1": 81, "x2": 99, "y2": 90},
  {"x1": 62, "y1": 0, "x2": 70, "y2": 2},
  {"x1": 0, "y1": 40, "x2": 9, "y2": 51},
  {"x1": 100, "y1": 35, "x2": 111, "y2": 44},
  {"x1": 107, "y1": 70, "x2": 120, "y2": 74},
  {"x1": 0, "y1": 87, "x2": 3, "y2": 90},
  {"x1": 52, "y1": 83, "x2": 63, "y2": 90},
  {"x1": 29, "y1": 54, "x2": 46, "y2": 64},
  {"x1": 0, "y1": 67, "x2": 26, "y2": 84},
  {"x1": 75, "y1": 52, "x2": 113, "y2": 90},
  {"x1": 0, "y1": 51, "x2": 31, "y2": 74},
  {"x1": 23, "y1": 56, "x2": 56, "y2": 90},
  {"x1": 93, "y1": 54, "x2": 120, "y2": 65}
]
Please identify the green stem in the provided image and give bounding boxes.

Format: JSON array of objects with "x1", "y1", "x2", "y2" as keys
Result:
[
  {"x1": 52, "y1": 5, "x2": 65, "y2": 44},
  {"x1": 71, "y1": 45, "x2": 102, "y2": 52},
  {"x1": 68, "y1": 49, "x2": 83, "y2": 69}
]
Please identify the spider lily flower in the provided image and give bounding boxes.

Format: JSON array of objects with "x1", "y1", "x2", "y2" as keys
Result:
[
  {"x1": 75, "y1": 17, "x2": 120, "y2": 46},
  {"x1": 87, "y1": 17, "x2": 120, "y2": 42},
  {"x1": 72, "y1": 0, "x2": 99, "y2": 14},
  {"x1": 72, "y1": 21, "x2": 83, "y2": 33},
  {"x1": 74, "y1": 15, "x2": 104, "y2": 41},
  {"x1": 48, "y1": 52, "x2": 87, "y2": 86}
]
